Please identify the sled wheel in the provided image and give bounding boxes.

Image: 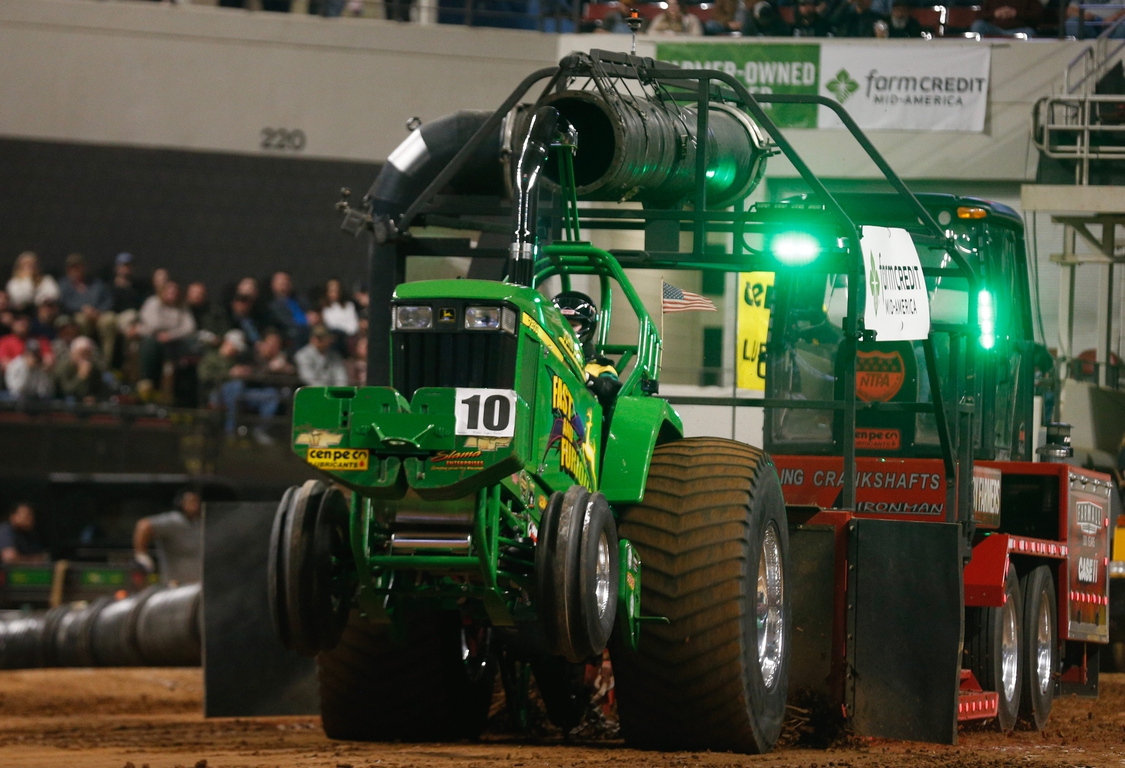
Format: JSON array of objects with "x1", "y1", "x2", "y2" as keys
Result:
[
  {"x1": 965, "y1": 567, "x2": 1022, "y2": 730},
  {"x1": 612, "y1": 437, "x2": 791, "y2": 754},
  {"x1": 267, "y1": 485, "x2": 299, "y2": 649},
  {"x1": 318, "y1": 610, "x2": 495, "y2": 741},
  {"x1": 1019, "y1": 564, "x2": 1056, "y2": 730}
]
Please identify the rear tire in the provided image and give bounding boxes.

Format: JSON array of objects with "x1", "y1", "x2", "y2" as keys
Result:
[
  {"x1": 965, "y1": 569, "x2": 1022, "y2": 730},
  {"x1": 611, "y1": 437, "x2": 791, "y2": 754},
  {"x1": 317, "y1": 611, "x2": 495, "y2": 741},
  {"x1": 1018, "y1": 564, "x2": 1057, "y2": 730}
]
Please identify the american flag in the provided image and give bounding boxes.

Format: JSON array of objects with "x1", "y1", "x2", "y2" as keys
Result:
[{"x1": 662, "y1": 281, "x2": 717, "y2": 314}]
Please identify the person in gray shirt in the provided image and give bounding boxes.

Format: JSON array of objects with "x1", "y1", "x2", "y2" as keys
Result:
[{"x1": 133, "y1": 489, "x2": 202, "y2": 585}]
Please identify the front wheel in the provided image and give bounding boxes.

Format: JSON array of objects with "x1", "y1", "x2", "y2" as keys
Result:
[
  {"x1": 611, "y1": 438, "x2": 791, "y2": 754},
  {"x1": 1019, "y1": 564, "x2": 1057, "y2": 730}
]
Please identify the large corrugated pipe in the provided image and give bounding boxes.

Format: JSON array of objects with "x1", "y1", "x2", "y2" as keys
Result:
[
  {"x1": 0, "y1": 583, "x2": 201, "y2": 669},
  {"x1": 538, "y1": 90, "x2": 770, "y2": 208},
  {"x1": 367, "y1": 110, "x2": 509, "y2": 226}
]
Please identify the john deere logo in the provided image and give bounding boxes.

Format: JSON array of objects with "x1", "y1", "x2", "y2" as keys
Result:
[
  {"x1": 856, "y1": 350, "x2": 905, "y2": 402},
  {"x1": 827, "y1": 69, "x2": 860, "y2": 104}
]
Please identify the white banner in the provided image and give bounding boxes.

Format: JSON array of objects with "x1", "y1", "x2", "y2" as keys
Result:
[
  {"x1": 818, "y1": 44, "x2": 990, "y2": 132},
  {"x1": 861, "y1": 226, "x2": 930, "y2": 341}
]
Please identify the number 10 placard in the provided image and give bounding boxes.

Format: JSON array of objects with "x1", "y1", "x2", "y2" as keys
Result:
[{"x1": 454, "y1": 389, "x2": 517, "y2": 438}]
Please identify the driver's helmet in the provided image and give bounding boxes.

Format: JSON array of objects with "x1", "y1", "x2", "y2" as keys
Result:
[{"x1": 553, "y1": 291, "x2": 598, "y2": 345}]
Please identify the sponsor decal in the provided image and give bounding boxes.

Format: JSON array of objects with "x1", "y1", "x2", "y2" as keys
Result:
[
  {"x1": 774, "y1": 456, "x2": 945, "y2": 516},
  {"x1": 522, "y1": 314, "x2": 584, "y2": 372},
  {"x1": 1076, "y1": 501, "x2": 1104, "y2": 536},
  {"x1": 972, "y1": 466, "x2": 1001, "y2": 528},
  {"x1": 544, "y1": 371, "x2": 595, "y2": 489},
  {"x1": 430, "y1": 449, "x2": 485, "y2": 471},
  {"x1": 294, "y1": 430, "x2": 344, "y2": 448},
  {"x1": 736, "y1": 271, "x2": 775, "y2": 391},
  {"x1": 855, "y1": 427, "x2": 900, "y2": 450},
  {"x1": 307, "y1": 447, "x2": 369, "y2": 471},
  {"x1": 825, "y1": 69, "x2": 859, "y2": 103},
  {"x1": 855, "y1": 351, "x2": 906, "y2": 402},
  {"x1": 861, "y1": 227, "x2": 931, "y2": 342}
]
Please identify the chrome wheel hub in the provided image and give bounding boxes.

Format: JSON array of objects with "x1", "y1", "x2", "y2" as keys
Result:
[
  {"x1": 756, "y1": 522, "x2": 784, "y2": 691},
  {"x1": 1035, "y1": 596, "x2": 1052, "y2": 695},
  {"x1": 595, "y1": 532, "x2": 611, "y2": 618},
  {"x1": 1001, "y1": 596, "x2": 1019, "y2": 702}
]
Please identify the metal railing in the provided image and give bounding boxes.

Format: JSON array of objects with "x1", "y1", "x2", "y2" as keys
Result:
[
  {"x1": 1065, "y1": 7, "x2": 1125, "y2": 95},
  {"x1": 1033, "y1": 93, "x2": 1125, "y2": 182}
]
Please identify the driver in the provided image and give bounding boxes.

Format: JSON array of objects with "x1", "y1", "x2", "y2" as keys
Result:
[{"x1": 553, "y1": 291, "x2": 622, "y2": 409}]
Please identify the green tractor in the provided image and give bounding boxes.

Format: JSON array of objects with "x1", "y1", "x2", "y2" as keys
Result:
[{"x1": 268, "y1": 49, "x2": 982, "y2": 752}]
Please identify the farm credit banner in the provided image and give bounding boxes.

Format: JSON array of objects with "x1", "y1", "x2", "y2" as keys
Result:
[{"x1": 655, "y1": 42, "x2": 991, "y2": 132}]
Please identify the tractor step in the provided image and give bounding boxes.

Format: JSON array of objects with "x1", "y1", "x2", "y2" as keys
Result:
[{"x1": 957, "y1": 669, "x2": 999, "y2": 722}]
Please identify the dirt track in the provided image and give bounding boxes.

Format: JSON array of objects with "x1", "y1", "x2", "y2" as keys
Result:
[{"x1": 0, "y1": 669, "x2": 1123, "y2": 768}]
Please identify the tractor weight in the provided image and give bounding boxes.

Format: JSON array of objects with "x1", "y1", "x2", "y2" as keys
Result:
[{"x1": 612, "y1": 437, "x2": 791, "y2": 754}]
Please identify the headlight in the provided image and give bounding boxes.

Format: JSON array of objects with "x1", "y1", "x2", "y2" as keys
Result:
[
  {"x1": 394, "y1": 305, "x2": 432, "y2": 330},
  {"x1": 1111, "y1": 561, "x2": 1125, "y2": 578},
  {"x1": 465, "y1": 306, "x2": 501, "y2": 330}
]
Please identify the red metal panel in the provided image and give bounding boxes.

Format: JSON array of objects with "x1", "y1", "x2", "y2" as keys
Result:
[
  {"x1": 964, "y1": 534, "x2": 1010, "y2": 607},
  {"x1": 773, "y1": 455, "x2": 945, "y2": 520}
]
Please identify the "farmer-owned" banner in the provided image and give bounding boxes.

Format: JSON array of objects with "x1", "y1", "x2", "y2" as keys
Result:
[{"x1": 656, "y1": 42, "x2": 990, "y2": 133}]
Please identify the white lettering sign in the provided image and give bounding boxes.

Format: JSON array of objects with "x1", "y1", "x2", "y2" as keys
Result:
[{"x1": 861, "y1": 226, "x2": 931, "y2": 341}]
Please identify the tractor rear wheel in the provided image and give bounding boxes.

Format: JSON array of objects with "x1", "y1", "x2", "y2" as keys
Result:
[
  {"x1": 964, "y1": 569, "x2": 1022, "y2": 730},
  {"x1": 317, "y1": 611, "x2": 495, "y2": 741},
  {"x1": 612, "y1": 437, "x2": 791, "y2": 754}
]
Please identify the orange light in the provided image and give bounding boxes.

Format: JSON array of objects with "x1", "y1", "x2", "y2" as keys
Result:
[
  {"x1": 1116, "y1": 514, "x2": 1125, "y2": 528},
  {"x1": 957, "y1": 206, "x2": 987, "y2": 219}
]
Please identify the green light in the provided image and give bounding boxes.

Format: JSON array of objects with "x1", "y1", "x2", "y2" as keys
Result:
[
  {"x1": 978, "y1": 290, "x2": 995, "y2": 350},
  {"x1": 770, "y1": 232, "x2": 821, "y2": 266}
]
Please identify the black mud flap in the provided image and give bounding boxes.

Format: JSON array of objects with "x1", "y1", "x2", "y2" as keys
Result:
[
  {"x1": 846, "y1": 518, "x2": 962, "y2": 745},
  {"x1": 203, "y1": 501, "x2": 319, "y2": 717}
]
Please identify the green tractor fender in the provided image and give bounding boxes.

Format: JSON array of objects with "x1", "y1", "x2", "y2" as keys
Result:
[{"x1": 599, "y1": 395, "x2": 683, "y2": 505}]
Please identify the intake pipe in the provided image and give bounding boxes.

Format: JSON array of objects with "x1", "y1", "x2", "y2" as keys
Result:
[{"x1": 509, "y1": 106, "x2": 568, "y2": 287}]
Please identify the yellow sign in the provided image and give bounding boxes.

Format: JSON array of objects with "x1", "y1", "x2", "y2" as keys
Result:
[
  {"x1": 307, "y1": 447, "x2": 369, "y2": 471},
  {"x1": 736, "y1": 272, "x2": 775, "y2": 391}
]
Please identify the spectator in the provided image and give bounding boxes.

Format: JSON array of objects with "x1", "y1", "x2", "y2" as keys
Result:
[
  {"x1": 0, "y1": 314, "x2": 53, "y2": 371},
  {"x1": 972, "y1": 0, "x2": 1041, "y2": 35},
  {"x1": 888, "y1": 0, "x2": 925, "y2": 35},
  {"x1": 321, "y1": 278, "x2": 360, "y2": 338},
  {"x1": 151, "y1": 268, "x2": 169, "y2": 300},
  {"x1": 831, "y1": 0, "x2": 886, "y2": 36},
  {"x1": 704, "y1": 0, "x2": 747, "y2": 33},
  {"x1": 51, "y1": 315, "x2": 80, "y2": 367},
  {"x1": 57, "y1": 336, "x2": 109, "y2": 403},
  {"x1": 111, "y1": 253, "x2": 144, "y2": 312},
  {"x1": 0, "y1": 502, "x2": 48, "y2": 565},
  {"x1": 295, "y1": 325, "x2": 349, "y2": 387},
  {"x1": 133, "y1": 489, "x2": 202, "y2": 585},
  {"x1": 747, "y1": 0, "x2": 792, "y2": 34},
  {"x1": 202, "y1": 330, "x2": 292, "y2": 443},
  {"x1": 229, "y1": 290, "x2": 264, "y2": 346},
  {"x1": 650, "y1": 0, "x2": 704, "y2": 34},
  {"x1": 347, "y1": 335, "x2": 368, "y2": 386},
  {"x1": 58, "y1": 253, "x2": 116, "y2": 362},
  {"x1": 269, "y1": 271, "x2": 310, "y2": 350},
  {"x1": 7, "y1": 252, "x2": 60, "y2": 311},
  {"x1": 0, "y1": 290, "x2": 13, "y2": 336},
  {"x1": 1066, "y1": 1, "x2": 1125, "y2": 37},
  {"x1": 137, "y1": 280, "x2": 196, "y2": 398},
  {"x1": 792, "y1": 0, "x2": 832, "y2": 34},
  {"x1": 31, "y1": 299, "x2": 59, "y2": 340},
  {"x1": 5, "y1": 339, "x2": 54, "y2": 400},
  {"x1": 185, "y1": 281, "x2": 229, "y2": 346}
]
